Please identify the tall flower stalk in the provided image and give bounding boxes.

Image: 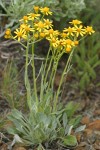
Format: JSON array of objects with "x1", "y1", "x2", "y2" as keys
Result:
[{"x1": 5, "y1": 5, "x2": 95, "y2": 110}]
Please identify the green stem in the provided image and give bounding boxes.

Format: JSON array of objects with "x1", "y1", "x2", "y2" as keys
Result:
[
  {"x1": 52, "y1": 52, "x2": 64, "y2": 87},
  {"x1": 13, "y1": 38, "x2": 26, "y2": 48},
  {"x1": 79, "y1": 35, "x2": 87, "y2": 42},
  {"x1": 25, "y1": 39, "x2": 32, "y2": 110},
  {"x1": 43, "y1": 46, "x2": 54, "y2": 84},
  {"x1": 53, "y1": 48, "x2": 74, "y2": 111},
  {"x1": 47, "y1": 51, "x2": 56, "y2": 89},
  {"x1": 39, "y1": 47, "x2": 52, "y2": 102},
  {"x1": 43, "y1": 46, "x2": 51, "y2": 73},
  {"x1": 48, "y1": 51, "x2": 64, "y2": 90},
  {"x1": 30, "y1": 21, "x2": 38, "y2": 104},
  {"x1": 29, "y1": 39, "x2": 42, "y2": 45},
  {"x1": 31, "y1": 39, "x2": 38, "y2": 104},
  {"x1": 25, "y1": 41, "x2": 29, "y2": 86}
]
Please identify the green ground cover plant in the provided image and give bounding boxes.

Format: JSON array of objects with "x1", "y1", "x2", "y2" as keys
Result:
[
  {"x1": 72, "y1": 33, "x2": 100, "y2": 91},
  {"x1": 0, "y1": 59, "x2": 26, "y2": 109},
  {"x1": 4, "y1": 6, "x2": 94, "y2": 149}
]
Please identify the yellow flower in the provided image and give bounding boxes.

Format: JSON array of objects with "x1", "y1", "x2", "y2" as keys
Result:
[
  {"x1": 74, "y1": 25, "x2": 85, "y2": 37},
  {"x1": 58, "y1": 39, "x2": 67, "y2": 49},
  {"x1": 34, "y1": 33, "x2": 39, "y2": 39},
  {"x1": 44, "y1": 19, "x2": 53, "y2": 29},
  {"x1": 74, "y1": 40, "x2": 79, "y2": 46},
  {"x1": 34, "y1": 21, "x2": 45, "y2": 32},
  {"x1": 19, "y1": 16, "x2": 29, "y2": 23},
  {"x1": 28, "y1": 13, "x2": 40, "y2": 21},
  {"x1": 33, "y1": 6, "x2": 39, "y2": 13},
  {"x1": 5, "y1": 29, "x2": 11, "y2": 35},
  {"x1": 65, "y1": 39, "x2": 74, "y2": 46},
  {"x1": 24, "y1": 26, "x2": 31, "y2": 32},
  {"x1": 60, "y1": 32, "x2": 68, "y2": 38},
  {"x1": 4, "y1": 29, "x2": 11, "y2": 39},
  {"x1": 40, "y1": 7, "x2": 52, "y2": 15},
  {"x1": 20, "y1": 24, "x2": 34, "y2": 33},
  {"x1": 66, "y1": 46, "x2": 71, "y2": 53},
  {"x1": 85, "y1": 26, "x2": 95, "y2": 35},
  {"x1": 39, "y1": 32, "x2": 45, "y2": 38},
  {"x1": 48, "y1": 29, "x2": 54, "y2": 34},
  {"x1": 14, "y1": 28, "x2": 25, "y2": 41},
  {"x1": 63, "y1": 27, "x2": 75, "y2": 36},
  {"x1": 61, "y1": 39, "x2": 74, "y2": 50},
  {"x1": 58, "y1": 39, "x2": 74, "y2": 49},
  {"x1": 45, "y1": 29, "x2": 59, "y2": 38},
  {"x1": 48, "y1": 37, "x2": 59, "y2": 48},
  {"x1": 20, "y1": 24, "x2": 26, "y2": 29},
  {"x1": 69, "y1": 19, "x2": 82, "y2": 25}
]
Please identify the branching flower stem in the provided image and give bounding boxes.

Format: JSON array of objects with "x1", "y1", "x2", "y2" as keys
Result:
[
  {"x1": 48, "y1": 51, "x2": 64, "y2": 90},
  {"x1": 53, "y1": 48, "x2": 75, "y2": 111},
  {"x1": 25, "y1": 38, "x2": 32, "y2": 110},
  {"x1": 43, "y1": 46, "x2": 54, "y2": 84},
  {"x1": 31, "y1": 39, "x2": 38, "y2": 105}
]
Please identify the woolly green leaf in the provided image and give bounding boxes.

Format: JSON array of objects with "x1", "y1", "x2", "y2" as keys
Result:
[
  {"x1": 68, "y1": 115, "x2": 82, "y2": 128},
  {"x1": 63, "y1": 135, "x2": 77, "y2": 146},
  {"x1": 63, "y1": 113, "x2": 68, "y2": 128},
  {"x1": 89, "y1": 55, "x2": 99, "y2": 66},
  {"x1": 65, "y1": 102, "x2": 79, "y2": 118},
  {"x1": 79, "y1": 72, "x2": 90, "y2": 90},
  {"x1": 93, "y1": 61, "x2": 100, "y2": 68},
  {"x1": 75, "y1": 125, "x2": 86, "y2": 133},
  {"x1": 85, "y1": 62, "x2": 96, "y2": 79}
]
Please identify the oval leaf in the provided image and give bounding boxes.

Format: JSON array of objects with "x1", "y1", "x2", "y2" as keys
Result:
[{"x1": 63, "y1": 135, "x2": 77, "y2": 146}]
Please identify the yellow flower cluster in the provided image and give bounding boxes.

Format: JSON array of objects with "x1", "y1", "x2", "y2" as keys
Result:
[
  {"x1": 4, "y1": 29, "x2": 11, "y2": 39},
  {"x1": 4, "y1": 6, "x2": 95, "y2": 53}
]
